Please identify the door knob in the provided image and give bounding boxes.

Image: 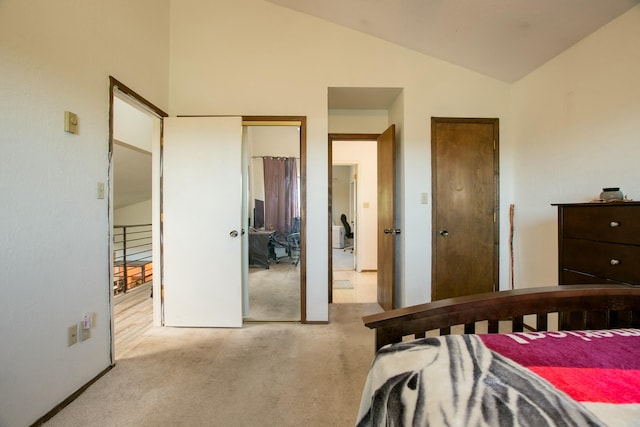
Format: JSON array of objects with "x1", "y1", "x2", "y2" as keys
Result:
[
  {"x1": 439, "y1": 230, "x2": 449, "y2": 236},
  {"x1": 384, "y1": 228, "x2": 401, "y2": 235},
  {"x1": 229, "y1": 230, "x2": 239, "y2": 237}
]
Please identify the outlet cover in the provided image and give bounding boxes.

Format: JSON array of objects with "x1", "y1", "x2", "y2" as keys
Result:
[
  {"x1": 80, "y1": 323, "x2": 91, "y2": 341},
  {"x1": 68, "y1": 325, "x2": 78, "y2": 346}
]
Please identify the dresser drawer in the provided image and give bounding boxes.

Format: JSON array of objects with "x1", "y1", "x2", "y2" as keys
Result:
[
  {"x1": 561, "y1": 269, "x2": 629, "y2": 285},
  {"x1": 562, "y1": 205, "x2": 640, "y2": 244},
  {"x1": 562, "y1": 239, "x2": 640, "y2": 284}
]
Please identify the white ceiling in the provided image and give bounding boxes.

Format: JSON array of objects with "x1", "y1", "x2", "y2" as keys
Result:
[
  {"x1": 113, "y1": 142, "x2": 152, "y2": 211},
  {"x1": 267, "y1": 0, "x2": 639, "y2": 83},
  {"x1": 112, "y1": 95, "x2": 155, "y2": 211}
]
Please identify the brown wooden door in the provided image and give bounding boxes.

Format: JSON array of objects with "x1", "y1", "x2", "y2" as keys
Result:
[
  {"x1": 378, "y1": 125, "x2": 396, "y2": 310},
  {"x1": 432, "y1": 118, "x2": 498, "y2": 301}
]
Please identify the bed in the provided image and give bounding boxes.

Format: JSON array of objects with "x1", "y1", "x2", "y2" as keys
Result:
[{"x1": 358, "y1": 285, "x2": 640, "y2": 426}]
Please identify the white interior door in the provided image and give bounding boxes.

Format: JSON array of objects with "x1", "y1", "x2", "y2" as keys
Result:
[{"x1": 163, "y1": 116, "x2": 243, "y2": 327}]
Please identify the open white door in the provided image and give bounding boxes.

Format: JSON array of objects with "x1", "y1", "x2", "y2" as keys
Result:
[{"x1": 163, "y1": 116, "x2": 243, "y2": 327}]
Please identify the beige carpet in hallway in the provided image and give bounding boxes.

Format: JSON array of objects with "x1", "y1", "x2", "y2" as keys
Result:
[{"x1": 45, "y1": 303, "x2": 383, "y2": 427}]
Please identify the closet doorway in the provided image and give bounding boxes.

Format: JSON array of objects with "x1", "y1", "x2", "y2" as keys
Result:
[{"x1": 243, "y1": 117, "x2": 305, "y2": 322}]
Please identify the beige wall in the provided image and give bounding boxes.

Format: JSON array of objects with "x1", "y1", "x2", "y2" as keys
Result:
[
  {"x1": 0, "y1": 1, "x2": 169, "y2": 425},
  {"x1": 510, "y1": 6, "x2": 640, "y2": 289},
  {"x1": 169, "y1": 0, "x2": 511, "y2": 319},
  {"x1": 114, "y1": 200, "x2": 152, "y2": 225}
]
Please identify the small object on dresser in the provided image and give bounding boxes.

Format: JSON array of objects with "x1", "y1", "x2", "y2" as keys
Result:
[{"x1": 599, "y1": 187, "x2": 623, "y2": 201}]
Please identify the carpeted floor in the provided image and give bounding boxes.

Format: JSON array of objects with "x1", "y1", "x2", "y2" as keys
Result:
[
  {"x1": 44, "y1": 303, "x2": 383, "y2": 427},
  {"x1": 247, "y1": 260, "x2": 300, "y2": 322}
]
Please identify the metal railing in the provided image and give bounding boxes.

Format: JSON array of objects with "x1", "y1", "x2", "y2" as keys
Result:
[{"x1": 113, "y1": 224, "x2": 152, "y2": 295}]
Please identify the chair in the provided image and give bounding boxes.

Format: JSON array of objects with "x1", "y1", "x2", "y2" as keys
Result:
[
  {"x1": 287, "y1": 218, "x2": 301, "y2": 266},
  {"x1": 340, "y1": 214, "x2": 354, "y2": 252},
  {"x1": 269, "y1": 217, "x2": 301, "y2": 265}
]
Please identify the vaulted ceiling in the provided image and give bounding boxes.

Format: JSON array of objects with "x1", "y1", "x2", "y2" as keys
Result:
[
  {"x1": 115, "y1": 1, "x2": 640, "y2": 210},
  {"x1": 267, "y1": 0, "x2": 639, "y2": 82}
]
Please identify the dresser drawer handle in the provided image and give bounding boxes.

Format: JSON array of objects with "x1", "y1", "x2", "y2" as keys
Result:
[
  {"x1": 610, "y1": 259, "x2": 621, "y2": 265},
  {"x1": 609, "y1": 221, "x2": 620, "y2": 227}
]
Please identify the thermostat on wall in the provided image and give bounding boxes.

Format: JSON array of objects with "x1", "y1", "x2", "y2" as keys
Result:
[{"x1": 65, "y1": 111, "x2": 78, "y2": 134}]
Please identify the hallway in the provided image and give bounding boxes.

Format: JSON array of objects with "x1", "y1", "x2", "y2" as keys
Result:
[
  {"x1": 113, "y1": 282, "x2": 153, "y2": 360},
  {"x1": 332, "y1": 248, "x2": 377, "y2": 304}
]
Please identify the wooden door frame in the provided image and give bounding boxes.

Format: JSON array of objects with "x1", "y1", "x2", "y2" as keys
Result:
[
  {"x1": 327, "y1": 133, "x2": 379, "y2": 304},
  {"x1": 158, "y1": 114, "x2": 307, "y2": 323},
  {"x1": 108, "y1": 77, "x2": 167, "y2": 363},
  {"x1": 244, "y1": 116, "x2": 307, "y2": 323},
  {"x1": 431, "y1": 117, "x2": 500, "y2": 300}
]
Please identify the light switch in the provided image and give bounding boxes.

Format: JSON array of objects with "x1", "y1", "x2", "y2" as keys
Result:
[
  {"x1": 97, "y1": 182, "x2": 105, "y2": 199},
  {"x1": 420, "y1": 192, "x2": 429, "y2": 204},
  {"x1": 64, "y1": 111, "x2": 78, "y2": 134}
]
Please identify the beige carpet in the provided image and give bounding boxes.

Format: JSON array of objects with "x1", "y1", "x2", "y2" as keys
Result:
[
  {"x1": 246, "y1": 261, "x2": 300, "y2": 322},
  {"x1": 44, "y1": 303, "x2": 383, "y2": 427}
]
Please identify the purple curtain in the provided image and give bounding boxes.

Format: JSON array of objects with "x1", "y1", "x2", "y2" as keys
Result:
[{"x1": 263, "y1": 157, "x2": 299, "y2": 234}]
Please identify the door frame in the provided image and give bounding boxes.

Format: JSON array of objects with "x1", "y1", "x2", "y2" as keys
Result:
[
  {"x1": 431, "y1": 117, "x2": 500, "y2": 300},
  {"x1": 327, "y1": 133, "x2": 379, "y2": 304},
  {"x1": 243, "y1": 116, "x2": 307, "y2": 323},
  {"x1": 108, "y1": 77, "x2": 167, "y2": 363},
  {"x1": 163, "y1": 115, "x2": 308, "y2": 323}
]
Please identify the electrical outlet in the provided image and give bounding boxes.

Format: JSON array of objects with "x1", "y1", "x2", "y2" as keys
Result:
[
  {"x1": 68, "y1": 325, "x2": 78, "y2": 346},
  {"x1": 80, "y1": 323, "x2": 91, "y2": 341}
]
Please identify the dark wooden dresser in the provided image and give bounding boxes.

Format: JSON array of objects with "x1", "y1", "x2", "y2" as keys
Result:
[{"x1": 553, "y1": 202, "x2": 640, "y2": 286}]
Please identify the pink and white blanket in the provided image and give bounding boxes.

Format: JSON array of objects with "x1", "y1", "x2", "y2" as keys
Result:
[{"x1": 357, "y1": 329, "x2": 640, "y2": 426}]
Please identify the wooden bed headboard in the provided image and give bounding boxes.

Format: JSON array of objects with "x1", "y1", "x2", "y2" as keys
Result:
[{"x1": 363, "y1": 285, "x2": 640, "y2": 351}]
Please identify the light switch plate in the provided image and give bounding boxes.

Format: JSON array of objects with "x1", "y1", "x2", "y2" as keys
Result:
[
  {"x1": 97, "y1": 182, "x2": 105, "y2": 199},
  {"x1": 68, "y1": 325, "x2": 78, "y2": 346},
  {"x1": 64, "y1": 111, "x2": 78, "y2": 134}
]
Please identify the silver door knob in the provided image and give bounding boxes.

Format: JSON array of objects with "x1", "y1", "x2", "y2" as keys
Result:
[
  {"x1": 229, "y1": 230, "x2": 239, "y2": 237},
  {"x1": 610, "y1": 259, "x2": 620, "y2": 265},
  {"x1": 610, "y1": 221, "x2": 620, "y2": 228},
  {"x1": 439, "y1": 230, "x2": 449, "y2": 236},
  {"x1": 384, "y1": 228, "x2": 401, "y2": 235}
]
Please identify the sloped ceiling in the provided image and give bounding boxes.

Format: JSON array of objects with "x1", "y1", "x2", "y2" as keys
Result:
[
  {"x1": 267, "y1": 0, "x2": 639, "y2": 82},
  {"x1": 115, "y1": 2, "x2": 640, "y2": 208},
  {"x1": 113, "y1": 142, "x2": 152, "y2": 211}
]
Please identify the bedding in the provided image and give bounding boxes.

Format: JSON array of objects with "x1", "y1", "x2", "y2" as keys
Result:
[{"x1": 356, "y1": 329, "x2": 640, "y2": 426}]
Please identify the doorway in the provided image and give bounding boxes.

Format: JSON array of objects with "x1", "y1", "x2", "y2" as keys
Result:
[
  {"x1": 329, "y1": 134, "x2": 379, "y2": 305},
  {"x1": 161, "y1": 116, "x2": 307, "y2": 327},
  {"x1": 431, "y1": 117, "x2": 499, "y2": 300},
  {"x1": 331, "y1": 164, "x2": 357, "y2": 295},
  {"x1": 108, "y1": 77, "x2": 166, "y2": 361}
]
